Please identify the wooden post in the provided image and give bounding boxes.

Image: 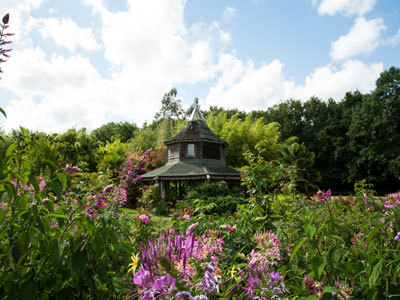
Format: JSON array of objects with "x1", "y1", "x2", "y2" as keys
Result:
[{"x1": 160, "y1": 180, "x2": 165, "y2": 201}]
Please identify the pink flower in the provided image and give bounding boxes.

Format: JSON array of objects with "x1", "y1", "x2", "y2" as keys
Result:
[
  {"x1": 139, "y1": 214, "x2": 149, "y2": 224},
  {"x1": 227, "y1": 224, "x2": 236, "y2": 233},
  {"x1": 182, "y1": 214, "x2": 190, "y2": 220}
]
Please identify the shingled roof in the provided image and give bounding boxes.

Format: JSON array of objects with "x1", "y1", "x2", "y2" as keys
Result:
[
  {"x1": 164, "y1": 101, "x2": 227, "y2": 146},
  {"x1": 142, "y1": 159, "x2": 240, "y2": 181},
  {"x1": 142, "y1": 100, "x2": 240, "y2": 182}
]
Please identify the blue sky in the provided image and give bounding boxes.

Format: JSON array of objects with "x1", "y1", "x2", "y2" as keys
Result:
[{"x1": 0, "y1": 0, "x2": 399, "y2": 132}]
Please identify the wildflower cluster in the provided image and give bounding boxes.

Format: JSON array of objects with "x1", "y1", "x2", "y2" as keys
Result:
[
  {"x1": 130, "y1": 224, "x2": 225, "y2": 299},
  {"x1": 304, "y1": 275, "x2": 323, "y2": 300},
  {"x1": 314, "y1": 189, "x2": 331, "y2": 202},
  {"x1": 119, "y1": 150, "x2": 151, "y2": 188},
  {"x1": 65, "y1": 163, "x2": 80, "y2": 173},
  {"x1": 333, "y1": 277, "x2": 353, "y2": 299},
  {"x1": 241, "y1": 231, "x2": 286, "y2": 299}
]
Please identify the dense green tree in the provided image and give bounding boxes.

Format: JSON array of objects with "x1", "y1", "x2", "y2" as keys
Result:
[
  {"x1": 277, "y1": 141, "x2": 321, "y2": 193},
  {"x1": 128, "y1": 128, "x2": 157, "y2": 152},
  {"x1": 97, "y1": 139, "x2": 127, "y2": 176},
  {"x1": 53, "y1": 128, "x2": 99, "y2": 171},
  {"x1": 154, "y1": 88, "x2": 185, "y2": 121},
  {"x1": 91, "y1": 121, "x2": 138, "y2": 144},
  {"x1": 347, "y1": 67, "x2": 400, "y2": 190}
]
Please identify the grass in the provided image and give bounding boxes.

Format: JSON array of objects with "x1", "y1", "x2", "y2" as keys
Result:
[{"x1": 120, "y1": 207, "x2": 173, "y2": 231}]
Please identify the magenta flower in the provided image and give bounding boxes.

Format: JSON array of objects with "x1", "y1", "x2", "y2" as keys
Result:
[
  {"x1": 270, "y1": 271, "x2": 283, "y2": 281},
  {"x1": 314, "y1": 189, "x2": 331, "y2": 202},
  {"x1": 384, "y1": 200, "x2": 394, "y2": 209},
  {"x1": 139, "y1": 214, "x2": 149, "y2": 224},
  {"x1": 183, "y1": 214, "x2": 190, "y2": 220},
  {"x1": 133, "y1": 267, "x2": 152, "y2": 287},
  {"x1": 186, "y1": 223, "x2": 199, "y2": 236},
  {"x1": 304, "y1": 275, "x2": 323, "y2": 299}
]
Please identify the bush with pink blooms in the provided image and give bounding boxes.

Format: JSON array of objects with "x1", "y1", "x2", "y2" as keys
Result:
[{"x1": 0, "y1": 126, "x2": 151, "y2": 299}]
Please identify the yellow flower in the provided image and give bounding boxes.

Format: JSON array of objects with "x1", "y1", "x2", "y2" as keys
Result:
[
  {"x1": 128, "y1": 253, "x2": 139, "y2": 274},
  {"x1": 215, "y1": 267, "x2": 222, "y2": 277},
  {"x1": 230, "y1": 265, "x2": 240, "y2": 282}
]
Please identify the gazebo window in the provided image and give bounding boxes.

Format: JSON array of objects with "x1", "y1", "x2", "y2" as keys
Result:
[{"x1": 187, "y1": 143, "x2": 195, "y2": 157}]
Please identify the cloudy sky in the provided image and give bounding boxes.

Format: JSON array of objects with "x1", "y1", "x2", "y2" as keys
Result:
[{"x1": 0, "y1": 0, "x2": 399, "y2": 132}]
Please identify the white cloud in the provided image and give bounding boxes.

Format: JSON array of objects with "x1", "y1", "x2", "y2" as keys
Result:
[
  {"x1": 37, "y1": 18, "x2": 101, "y2": 51},
  {"x1": 314, "y1": 0, "x2": 377, "y2": 16},
  {"x1": 1, "y1": 47, "x2": 112, "y2": 131},
  {"x1": 0, "y1": 0, "x2": 45, "y2": 43},
  {"x1": 1, "y1": 0, "x2": 231, "y2": 132},
  {"x1": 205, "y1": 57, "x2": 382, "y2": 111},
  {"x1": 222, "y1": 7, "x2": 236, "y2": 22},
  {"x1": 384, "y1": 28, "x2": 400, "y2": 46},
  {"x1": 0, "y1": 0, "x2": 387, "y2": 133},
  {"x1": 293, "y1": 60, "x2": 383, "y2": 100},
  {"x1": 330, "y1": 17, "x2": 385, "y2": 61}
]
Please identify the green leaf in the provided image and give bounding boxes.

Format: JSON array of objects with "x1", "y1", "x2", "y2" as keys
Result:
[
  {"x1": 28, "y1": 175, "x2": 39, "y2": 192},
  {"x1": 4, "y1": 182, "x2": 15, "y2": 200},
  {"x1": 325, "y1": 233, "x2": 345, "y2": 244},
  {"x1": 72, "y1": 250, "x2": 88, "y2": 276},
  {"x1": 112, "y1": 277, "x2": 130, "y2": 291},
  {"x1": 20, "y1": 126, "x2": 28, "y2": 137},
  {"x1": 305, "y1": 224, "x2": 317, "y2": 240},
  {"x1": 369, "y1": 260, "x2": 382, "y2": 288},
  {"x1": 0, "y1": 209, "x2": 6, "y2": 222},
  {"x1": 17, "y1": 194, "x2": 28, "y2": 210},
  {"x1": 44, "y1": 159, "x2": 57, "y2": 168},
  {"x1": 48, "y1": 238, "x2": 60, "y2": 265},
  {"x1": 0, "y1": 107, "x2": 6, "y2": 118},
  {"x1": 19, "y1": 281, "x2": 37, "y2": 300},
  {"x1": 290, "y1": 238, "x2": 305, "y2": 263},
  {"x1": 49, "y1": 181, "x2": 62, "y2": 199},
  {"x1": 57, "y1": 173, "x2": 67, "y2": 190},
  {"x1": 311, "y1": 256, "x2": 326, "y2": 280},
  {"x1": 322, "y1": 286, "x2": 340, "y2": 296},
  {"x1": 45, "y1": 213, "x2": 68, "y2": 219},
  {"x1": 5, "y1": 143, "x2": 16, "y2": 157}
]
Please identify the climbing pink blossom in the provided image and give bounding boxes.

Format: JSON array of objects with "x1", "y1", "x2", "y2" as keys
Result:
[{"x1": 139, "y1": 214, "x2": 149, "y2": 224}]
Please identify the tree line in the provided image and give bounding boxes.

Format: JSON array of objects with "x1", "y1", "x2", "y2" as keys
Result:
[{"x1": 0, "y1": 67, "x2": 399, "y2": 194}]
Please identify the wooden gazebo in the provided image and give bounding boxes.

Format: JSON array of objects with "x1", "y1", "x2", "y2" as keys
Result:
[{"x1": 142, "y1": 100, "x2": 241, "y2": 200}]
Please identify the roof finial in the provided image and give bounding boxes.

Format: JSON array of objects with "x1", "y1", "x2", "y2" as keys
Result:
[{"x1": 189, "y1": 97, "x2": 204, "y2": 121}]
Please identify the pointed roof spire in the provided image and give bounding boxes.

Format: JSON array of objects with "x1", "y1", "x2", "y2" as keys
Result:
[
  {"x1": 189, "y1": 98, "x2": 204, "y2": 121},
  {"x1": 164, "y1": 98, "x2": 226, "y2": 145}
]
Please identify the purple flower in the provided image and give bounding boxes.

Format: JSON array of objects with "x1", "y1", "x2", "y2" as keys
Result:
[
  {"x1": 270, "y1": 271, "x2": 283, "y2": 281},
  {"x1": 186, "y1": 223, "x2": 199, "y2": 236},
  {"x1": 153, "y1": 274, "x2": 176, "y2": 297},
  {"x1": 304, "y1": 275, "x2": 323, "y2": 300},
  {"x1": 175, "y1": 291, "x2": 194, "y2": 300},
  {"x1": 133, "y1": 268, "x2": 152, "y2": 288},
  {"x1": 199, "y1": 263, "x2": 220, "y2": 294},
  {"x1": 140, "y1": 214, "x2": 149, "y2": 224},
  {"x1": 384, "y1": 200, "x2": 394, "y2": 209},
  {"x1": 326, "y1": 189, "x2": 331, "y2": 198},
  {"x1": 395, "y1": 232, "x2": 400, "y2": 241}
]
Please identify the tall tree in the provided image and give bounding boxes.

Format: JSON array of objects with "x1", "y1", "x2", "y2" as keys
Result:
[
  {"x1": 154, "y1": 88, "x2": 185, "y2": 121},
  {"x1": 347, "y1": 67, "x2": 400, "y2": 190}
]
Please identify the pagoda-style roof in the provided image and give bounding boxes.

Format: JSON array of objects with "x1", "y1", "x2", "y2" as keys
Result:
[
  {"x1": 164, "y1": 101, "x2": 226, "y2": 146},
  {"x1": 142, "y1": 160, "x2": 240, "y2": 181},
  {"x1": 142, "y1": 100, "x2": 241, "y2": 183}
]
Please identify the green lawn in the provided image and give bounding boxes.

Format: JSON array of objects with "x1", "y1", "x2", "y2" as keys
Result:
[{"x1": 120, "y1": 207, "x2": 173, "y2": 231}]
